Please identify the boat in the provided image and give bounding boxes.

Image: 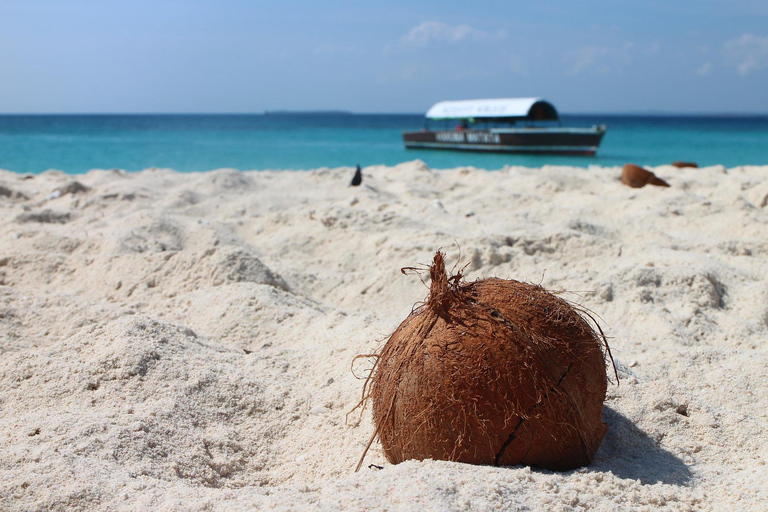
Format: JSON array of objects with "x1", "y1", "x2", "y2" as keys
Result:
[{"x1": 402, "y1": 98, "x2": 606, "y2": 155}]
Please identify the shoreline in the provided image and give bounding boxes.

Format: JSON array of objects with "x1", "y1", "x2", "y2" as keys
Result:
[
  {"x1": 2, "y1": 162, "x2": 767, "y2": 510},
  {"x1": 4, "y1": 161, "x2": 768, "y2": 176}
]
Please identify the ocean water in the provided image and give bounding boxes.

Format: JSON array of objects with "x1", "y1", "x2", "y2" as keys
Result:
[{"x1": 1, "y1": 113, "x2": 767, "y2": 174}]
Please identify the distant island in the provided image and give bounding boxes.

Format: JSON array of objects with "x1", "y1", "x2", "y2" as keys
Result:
[{"x1": 264, "y1": 110, "x2": 352, "y2": 116}]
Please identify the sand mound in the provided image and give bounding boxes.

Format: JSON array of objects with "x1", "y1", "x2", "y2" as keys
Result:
[{"x1": 1, "y1": 163, "x2": 767, "y2": 510}]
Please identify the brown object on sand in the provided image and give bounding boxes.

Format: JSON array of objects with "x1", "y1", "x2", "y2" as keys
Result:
[
  {"x1": 622, "y1": 164, "x2": 670, "y2": 188},
  {"x1": 671, "y1": 161, "x2": 698, "y2": 168},
  {"x1": 359, "y1": 251, "x2": 610, "y2": 471}
]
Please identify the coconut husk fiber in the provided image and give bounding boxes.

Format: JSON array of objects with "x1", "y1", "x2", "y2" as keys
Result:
[{"x1": 360, "y1": 251, "x2": 610, "y2": 472}]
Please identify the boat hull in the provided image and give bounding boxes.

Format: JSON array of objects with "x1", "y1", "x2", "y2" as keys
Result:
[{"x1": 403, "y1": 126, "x2": 606, "y2": 155}]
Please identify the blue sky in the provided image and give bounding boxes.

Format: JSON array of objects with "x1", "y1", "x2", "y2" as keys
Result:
[{"x1": 1, "y1": 0, "x2": 767, "y2": 113}]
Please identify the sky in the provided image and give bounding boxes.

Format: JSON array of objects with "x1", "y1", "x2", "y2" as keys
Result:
[{"x1": 1, "y1": 0, "x2": 767, "y2": 114}]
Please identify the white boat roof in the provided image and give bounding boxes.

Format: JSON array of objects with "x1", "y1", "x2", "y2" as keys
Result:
[{"x1": 425, "y1": 98, "x2": 559, "y2": 120}]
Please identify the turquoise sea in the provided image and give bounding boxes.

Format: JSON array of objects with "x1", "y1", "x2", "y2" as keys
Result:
[{"x1": 1, "y1": 114, "x2": 767, "y2": 174}]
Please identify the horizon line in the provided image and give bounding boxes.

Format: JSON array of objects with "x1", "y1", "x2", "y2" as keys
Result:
[{"x1": 1, "y1": 110, "x2": 767, "y2": 117}]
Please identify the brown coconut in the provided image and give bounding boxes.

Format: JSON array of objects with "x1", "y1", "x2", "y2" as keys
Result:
[
  {"x1": 621, "y1": 163, "x2": 670, "y2": 188},
  {"x1": 671, "y1": 161, "x2": 698, "y2": 168},
  {"x1": 359, "y1": 251, "x2": 610, "y2": 471}
]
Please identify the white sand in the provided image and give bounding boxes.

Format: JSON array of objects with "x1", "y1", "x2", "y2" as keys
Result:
[{"x1": 1, "y1": 161, "x2": 767, "y2": 511}]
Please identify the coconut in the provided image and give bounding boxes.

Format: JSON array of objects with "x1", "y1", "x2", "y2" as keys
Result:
[
  {"x1": 621, "y1": 163, "x2": 670, "y2": 188},
  {"x1": 671, "y1": 161, "x2": 698, "y2": 168},
  {"x1": 357, "y1": 251, "x2": 611, "y2": 471}
]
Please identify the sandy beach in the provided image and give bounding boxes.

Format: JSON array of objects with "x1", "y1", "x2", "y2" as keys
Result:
[{"x1": 1, "y1": 161, "x2": 767, "y2": 511}]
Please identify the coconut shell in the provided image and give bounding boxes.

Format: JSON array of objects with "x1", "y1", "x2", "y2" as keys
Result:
[
  {"x1": 368, "y1": 252, "x2": 608, "y2": 471},
  {"x1": 621, "y1": 163, "x2": 670, "y2": 188}
]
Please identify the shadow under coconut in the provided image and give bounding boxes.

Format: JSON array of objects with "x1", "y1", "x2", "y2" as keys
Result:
[{"x1": 591, "y1": 406, "x2": 692, "y2": 486}]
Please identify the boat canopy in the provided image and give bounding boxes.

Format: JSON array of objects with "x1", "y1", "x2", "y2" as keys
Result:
[{"x1": 425, "y1": 98, "x2": 559, "y2": 121}]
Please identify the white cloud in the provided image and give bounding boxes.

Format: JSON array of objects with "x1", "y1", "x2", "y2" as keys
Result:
[
  {"x1": 724, "y1": 34, "x2": 768, "y2": 75},
  {"x1": 401, "y1": 21, "x2": 503, "y2": 47},
  {"x1": 697, "y1": 62, "x2": 712, "y2": 76},
  {"x1": 564, "y1": 45, "x2": 613, "y2": 75}
]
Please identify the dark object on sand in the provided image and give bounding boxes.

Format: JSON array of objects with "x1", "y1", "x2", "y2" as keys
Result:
[
  {"x1": 622, "y1": 164, "x2": 670, "y2": 188},
  {"x1": 671, "y1": 161, "x2": 698, "y2": 169},
  {"x1": 403, "y1": 98, "x2": 607, "y2": 155},
  {"x1": 350, "y1": 165, "x2": 362, "y2": 187},
  {"x1": 357, "y1": 251, "x2": 610, "y2": 471}
]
